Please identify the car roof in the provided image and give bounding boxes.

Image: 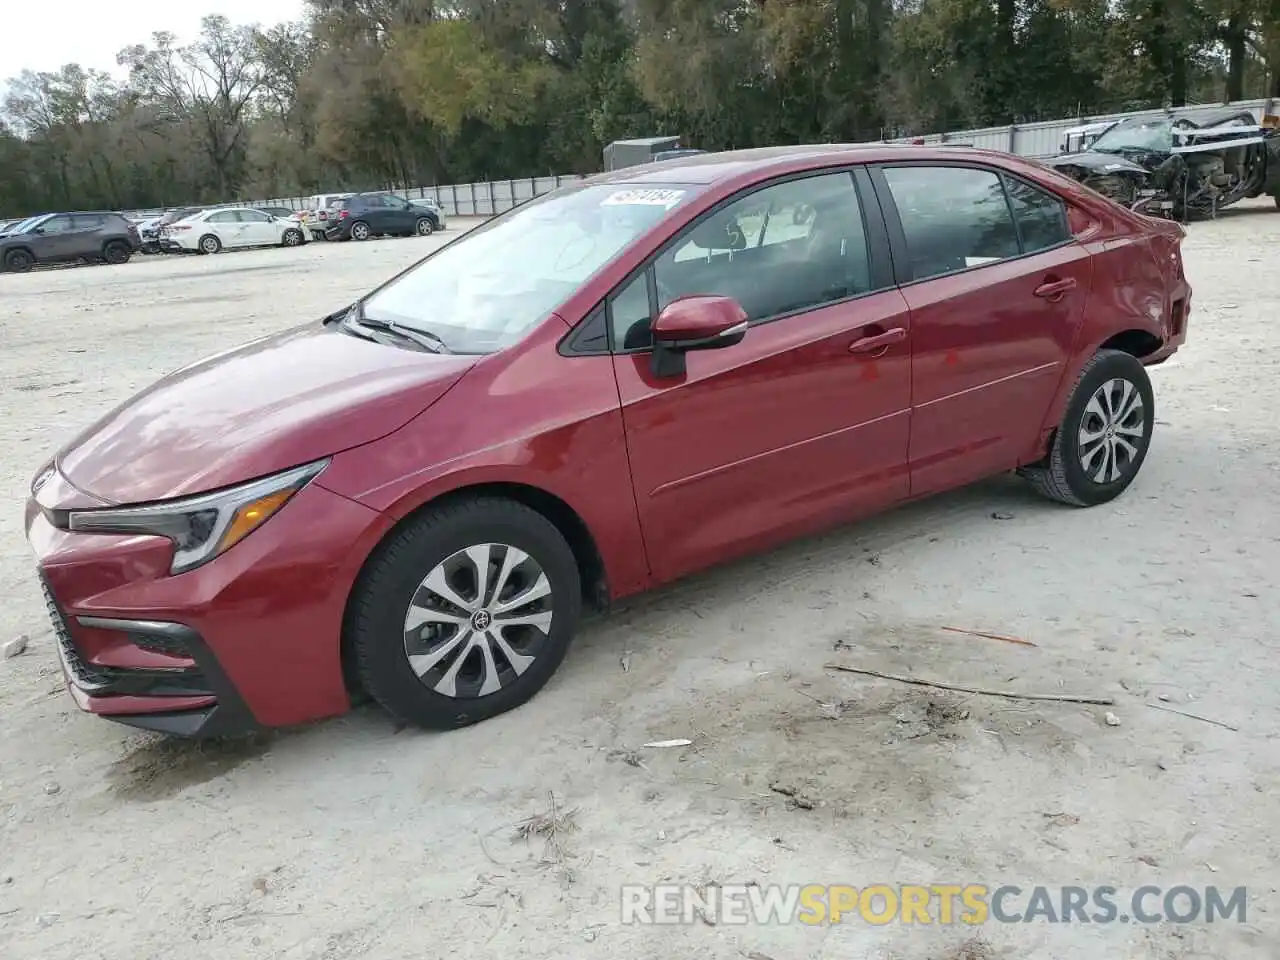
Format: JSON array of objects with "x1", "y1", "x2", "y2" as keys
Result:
[{"x1": 584, "y1": 142, "x2": 1033, "y2": 187}]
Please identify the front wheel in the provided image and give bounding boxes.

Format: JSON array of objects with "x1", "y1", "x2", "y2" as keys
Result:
[
  {"x1": 1020, "y1": 349, "x2": 1155, "y2": 506},
  {"x1": 415, "y1": 217, "x2": 434, "y2": 236},
  {"x1": 349, "y1": 497, "x2": 582, "y2": 730},
  {"x1": 4, "y1": 249, "x2": 33, "y2": 273},
  {"x1": 281, "y1": 228, "x2": 303, "y2": 247}
]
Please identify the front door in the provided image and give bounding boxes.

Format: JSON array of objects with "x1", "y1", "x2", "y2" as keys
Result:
[
  {"x1": 611, "y1": 169, "x2": 912, "y2": 584},
  {"x1": 870, "y1": 163, "x2": 1092, "y2": 497},
  {"x1": 30, "y1": 215, "x2": 81, "y2": 262},
  {"x1": 236, "y1": 209, "x2": 278, "y2": 245}
]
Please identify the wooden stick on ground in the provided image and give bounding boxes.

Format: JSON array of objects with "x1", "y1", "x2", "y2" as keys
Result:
[
  {"x1": 1146, "y1": 702, "x2": 1239, "y2": 731},
  {"x1": 941, "y1": 625, "x2": 1037, "y2": 647},
  {"x1": 824, "y1": 663, "x2": 1115, "y2": 705}
]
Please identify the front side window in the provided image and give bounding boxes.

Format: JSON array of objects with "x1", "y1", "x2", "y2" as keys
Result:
[
  {"x1": 882, "y1": 166, "x2": 1021, "y2": 281},
  {"x1": 640, "y1": 172, "x2": 873, "y2": 345},
  {"x1": 39, "y1": 216, "x2": 75, "y2": 235},
  {"x1": 360, "y1": 183, "x2": 698, "y2": 354}
]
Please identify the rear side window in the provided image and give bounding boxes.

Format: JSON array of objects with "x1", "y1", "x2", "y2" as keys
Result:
[
  {"x1": 1003, "y1": 177, "x2": 1069, "y2": 253},
  {"x1": 207, "y1": 211, "x2": 237, "y2": 224},
  {"x1": 881, "y1": 166, "x2": 1021, "y2": 281}
]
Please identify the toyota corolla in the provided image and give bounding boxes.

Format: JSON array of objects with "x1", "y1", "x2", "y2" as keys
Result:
[{"x1": 25, "y1": 144, "x2": 1190, "y2": 737}]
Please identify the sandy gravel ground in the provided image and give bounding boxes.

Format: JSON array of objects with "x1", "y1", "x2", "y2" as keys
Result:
[{"x1": 1, "y1": 205, "x2": 1278, "y2": 960}]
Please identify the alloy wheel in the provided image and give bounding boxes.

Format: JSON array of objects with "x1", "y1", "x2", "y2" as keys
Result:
[
  {"x1": 402, "y1": 543, "x2": 554, "y2": 699},
  {"x1": 416, "y1": 218, "x2": 433, "y2": 236},
  {"x1": 1077, "y1": 377, "x2": 1146, "y2": 483},
  {"x1": 351, "y1": 222, "x2": 370, "y2": 240}
]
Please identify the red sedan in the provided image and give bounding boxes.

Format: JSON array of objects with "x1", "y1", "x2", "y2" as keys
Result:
[{"x1": 25, "y1": 145, "x2": 1191, "y2": 737}]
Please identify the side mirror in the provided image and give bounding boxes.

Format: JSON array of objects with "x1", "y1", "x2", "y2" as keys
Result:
[{"x1": 650, "y1": 295, "x2": 748, "y2": 378}]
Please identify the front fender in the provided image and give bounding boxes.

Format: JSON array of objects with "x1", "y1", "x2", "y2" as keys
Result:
[{"x1": 315, "y1": 325, "x2": 653, "y2": 601}]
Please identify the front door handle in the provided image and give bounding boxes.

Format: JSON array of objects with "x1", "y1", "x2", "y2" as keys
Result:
[
  {"x1": 849, "y1": 327, "x2": 907, "y2": 355},
  {"x1": 1034, "y1": 277, "x2": 1077, "y2": 301}
]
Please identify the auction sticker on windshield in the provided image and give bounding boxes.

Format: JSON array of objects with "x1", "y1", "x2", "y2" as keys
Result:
[{"x1": 602, "y1": 189, "x2": 687, "y2": 208}]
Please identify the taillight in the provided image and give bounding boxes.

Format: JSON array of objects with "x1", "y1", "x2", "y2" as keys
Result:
[
  {"x1": 338, "y1": 210, "x2": 349, "y2": 219},
  {"x1": 318, "y1": 211, "x2": 328, "y2": 220}
]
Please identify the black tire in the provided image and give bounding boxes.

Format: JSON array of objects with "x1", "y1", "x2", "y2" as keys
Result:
[
  {"x1": 349, "y1": 497, "x2": 582, "y2": 730},
  {"x1": 199, "y1": 234, "x2": 221, "y2": 255},
  {"x1": 4, "y1": 248, "x2": 33, "y2": 273},
  {"x1": 1019, "y1": 348, "x2": 1155, "y2": 506},
  {"x1": 350, "y1": 220, "x2": 371, "y2": 241},
  {"x1": 281, "y1": 228, "x2": 303, "y2": 247},
  {"x1": 102, "y1": 240, "x2": 131, "y2": 265},
  {"x1": 415, "y1": 217, "x2": 434, "y2": 236}
]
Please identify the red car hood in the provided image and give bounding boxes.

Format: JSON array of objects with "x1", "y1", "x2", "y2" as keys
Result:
[{"x1": 56, "y1": 323, "x2": 475, "y2": 504}]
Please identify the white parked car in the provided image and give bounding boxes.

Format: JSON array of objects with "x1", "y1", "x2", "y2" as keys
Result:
[{"x1": 160, "y1": 207, "x2": 308, "y2": 254}]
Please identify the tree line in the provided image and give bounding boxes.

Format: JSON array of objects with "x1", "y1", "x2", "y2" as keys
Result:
[{"x1": 3, "y1": 0, "x2": 1280, "y2": 217}]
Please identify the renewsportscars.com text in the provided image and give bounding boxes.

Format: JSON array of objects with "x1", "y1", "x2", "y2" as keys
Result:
[{"x1": 620, "y1": 883, "x2": 1248, "y2": 926}]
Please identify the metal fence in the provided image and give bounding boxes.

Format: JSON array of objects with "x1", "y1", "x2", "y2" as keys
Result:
[{"x1": 124, "y1": 96, "x2": 1276, "y2": 221}]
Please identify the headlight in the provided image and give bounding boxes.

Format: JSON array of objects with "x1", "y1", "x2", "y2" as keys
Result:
[{"x1": 67, "y1": 459, "x2": 328, "y2": 574}]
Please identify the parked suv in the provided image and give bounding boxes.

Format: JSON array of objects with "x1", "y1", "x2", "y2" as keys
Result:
[
  {"x1": 1, "y1": 211, "x2": 140, "y2": 273},
  {"x1": 26, "y1": 145, "x2": 1190, "y2": 738},
  {"x1": 324, "y1": 192, "x2": 441, "y2": 241}
]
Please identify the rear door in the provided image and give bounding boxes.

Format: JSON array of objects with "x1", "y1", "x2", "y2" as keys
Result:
[
  {"x1": 360, "y1": 194, "x2": 393, "y2": 232},
  {"x1": 869, "y1": 162, "x2": 1092, "y2": 497},
  {"x1": 610, "y1": 168, "x2": 913, "y2": 583},
  {"x1": 205, "y1": 210, "x2": 243, "y2": 246}
]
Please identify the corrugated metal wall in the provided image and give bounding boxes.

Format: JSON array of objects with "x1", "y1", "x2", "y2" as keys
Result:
[{"x1": 125, "y1": 98, "x2": 1275, "y2": 220}]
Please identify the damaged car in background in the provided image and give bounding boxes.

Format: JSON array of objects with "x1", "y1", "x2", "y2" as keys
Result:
[{"x1": 1046, "y1": 109, "x2": 1280, "y2": 219}]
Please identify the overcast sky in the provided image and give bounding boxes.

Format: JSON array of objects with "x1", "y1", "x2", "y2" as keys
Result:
[{"x1": 8, "y1": 0, "x2": 307, "y2": 78}]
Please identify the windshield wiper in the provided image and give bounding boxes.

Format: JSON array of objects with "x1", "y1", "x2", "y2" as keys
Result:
[{"x1": 343, "y1": 303, "x2": 452, "y2": 354}]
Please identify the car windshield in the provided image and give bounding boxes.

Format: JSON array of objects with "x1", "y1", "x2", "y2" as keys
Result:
[
  {"x1": 360, "y1": 183, "x2": 697, "y2": 354},
  {"x1": 1091, "y1": 118, "x2": 1174, "y2": 154},
  {"x1": 7, "y1": 215, "x2": 48, "y2": 234}
]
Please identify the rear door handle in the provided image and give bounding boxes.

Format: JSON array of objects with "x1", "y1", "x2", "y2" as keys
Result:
[
  {"x1": 1034, "y1": 277, "x2": 1077, "y2": 300},
  {"x1": 849, "y1": 327, "x2": 908, "y2": 355}
]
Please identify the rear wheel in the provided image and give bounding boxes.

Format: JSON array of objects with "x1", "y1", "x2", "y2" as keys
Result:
[
  {"x1": 350, "y1": 220, "x2": 371, "y2": 241},
  {"x1": 4, "y1": 249, "x2": 33, "y2": 273},
  {"x1": 199, "y1": 234, "x2": 221, "y2": 255},
  {"x1": 102, "y1": 240, "x2": 131, "y2": 265},
  {"x1": 1020, "y1": 349, "x2": 1155, "y2": 506},
  {"x1": 349, "y1": 497, "x2": 581, "y2": 730}
]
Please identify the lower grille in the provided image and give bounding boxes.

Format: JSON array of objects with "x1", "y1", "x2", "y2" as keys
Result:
[
  {"x1": 38, "y1": 572, "x2": 111, "y2": 691},
  {"x1": 36, "y1": 570, "x2": 213, "y2": 697}
]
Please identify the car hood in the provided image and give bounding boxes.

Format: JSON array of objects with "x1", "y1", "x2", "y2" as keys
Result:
[
  {"x1": 56, "y1": 322, "x2": 476, "y2": 504},
  {"x1": 1045, "y1": 151, "x2": 1152, "y2": 175}
]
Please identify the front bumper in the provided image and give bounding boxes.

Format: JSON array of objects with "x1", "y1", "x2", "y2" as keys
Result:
[{"x1": 27, "y1": 472, "x2": 391, "y2": 737}]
